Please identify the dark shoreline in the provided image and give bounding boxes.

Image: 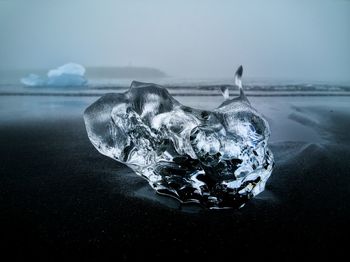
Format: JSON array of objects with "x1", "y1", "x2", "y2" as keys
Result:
[
  {"x1": 1, "y1": 117, "x2": 350, "y2": 259},
  {"x1": 1, "y1": 96, "x2": 350, "y2": 259}
]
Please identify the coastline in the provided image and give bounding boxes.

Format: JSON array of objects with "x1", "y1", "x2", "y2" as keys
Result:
[{"x1": 0, "y1": 95, "x2": 349, "y2": 258}]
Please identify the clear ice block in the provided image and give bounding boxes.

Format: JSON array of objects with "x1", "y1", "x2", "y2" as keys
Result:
[{"x1": 84, "y1": 66, "x2": 274, "y2": 209}]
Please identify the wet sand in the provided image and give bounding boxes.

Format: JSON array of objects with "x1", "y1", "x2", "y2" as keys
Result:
[{"x1": 0, "y1": 96, "x2": 350, "y2": 259}]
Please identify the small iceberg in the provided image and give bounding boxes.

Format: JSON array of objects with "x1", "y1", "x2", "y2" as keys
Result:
[
  {"x1": 20, "y1": 74, "x2": 45, "y2": 87},
  {"x1": 21, "y1": 63, "x2": 88, "y2": 87}
]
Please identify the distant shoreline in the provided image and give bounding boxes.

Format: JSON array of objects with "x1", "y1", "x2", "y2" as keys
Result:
[{"x1": 1, "y1": 91, "x2": 350, "y2": 97}]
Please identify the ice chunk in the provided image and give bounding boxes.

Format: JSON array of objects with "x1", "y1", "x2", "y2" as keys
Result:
[
  {"x1": 47, "y1": 63, "x2": 85, "y2": 78},
  {"x1": 20, "y1": 74, "x2": 45, "y2": 86},
  {"x1": 84, "y1": 66, "x2": 274, "y2": 209},
  {"x1": 46, "y1": 73, "x2": 87, "y2": 86},
  {"x1": 21, "y1": 63, "x2": 87, "y2": 87},
  {"x1": 47, "y1": 63, "x2": 87, "y2": 86}
]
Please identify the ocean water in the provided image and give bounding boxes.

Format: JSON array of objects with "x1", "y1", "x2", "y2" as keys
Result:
[
  {"x1": 0, "y1": 69, "x2": 349, "y2": 147},
  {"x1": 0, "y1": 69, "x2": 350, "y2": 96}
]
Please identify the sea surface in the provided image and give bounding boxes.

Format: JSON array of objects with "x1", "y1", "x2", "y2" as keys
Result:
[
  {"x1": 1, "y1": 72, "x2": 349, "y2": 135},
  {"x1": 1, "y1": 70, "x2": 350, "y2": 97}
]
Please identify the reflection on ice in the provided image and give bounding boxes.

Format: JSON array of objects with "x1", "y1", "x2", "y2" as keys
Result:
[{"x1": 84, "y1": 66, "x2": 274, "y2": 209}]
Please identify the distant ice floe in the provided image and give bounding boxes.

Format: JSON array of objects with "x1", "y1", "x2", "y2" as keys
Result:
[
  {"x1": 21, "y1": 63, "x2": 88, "y2": 87},
  {"x1": 20, "y1": 74, "x2": 46, "y2": 86}
]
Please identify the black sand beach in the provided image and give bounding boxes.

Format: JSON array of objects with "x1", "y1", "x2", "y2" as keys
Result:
[{"x1": 1, "y1": 95, "x2": 350, "y2": 259}]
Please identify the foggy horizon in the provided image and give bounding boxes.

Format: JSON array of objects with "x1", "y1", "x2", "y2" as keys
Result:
[{"x1": 1, "y1": 0, "x2": 349, "y2": 82}]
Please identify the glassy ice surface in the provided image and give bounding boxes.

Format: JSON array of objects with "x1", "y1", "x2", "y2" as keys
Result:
[
  {"x1": 21, "y1": 63, "x2": 87, "y2": 87},
  {"x1": 84, "y1": 66, "x2": 274, "y2": 209}
]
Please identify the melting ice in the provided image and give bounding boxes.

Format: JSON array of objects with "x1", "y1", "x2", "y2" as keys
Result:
[
  {"x1": 21, "y1": 63, "x2": 87, "y2": 87},
  {"x1": 84, "y1": 66, "x2": 274, "y2": 209}
]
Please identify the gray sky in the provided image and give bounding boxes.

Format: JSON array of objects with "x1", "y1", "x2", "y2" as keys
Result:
[{"x1": 0, "y1": 0, "x2": 349, "y2": 81}]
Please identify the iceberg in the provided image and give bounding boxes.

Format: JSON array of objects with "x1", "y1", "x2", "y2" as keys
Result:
[
  {"x1": 20, "y1": 74, "x2": 45, "y2": 87},
  {"x1": 84, "y1": 66, "x2": 274, "y2": 209},
  {"x1": 21, "y1": 63, "x2": 87, "y2": 87}
]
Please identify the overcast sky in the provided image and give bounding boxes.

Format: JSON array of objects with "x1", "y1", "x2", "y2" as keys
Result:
[{"x1": 0, "y1": 0, "x2": 349, "y2": 81}]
